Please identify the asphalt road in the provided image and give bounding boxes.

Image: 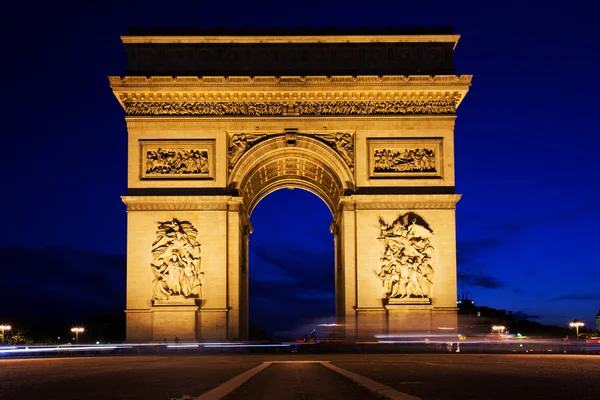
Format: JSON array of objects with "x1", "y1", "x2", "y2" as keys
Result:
[{"x1": 1, "y1": 353, "x2": 599, "y2": 400}]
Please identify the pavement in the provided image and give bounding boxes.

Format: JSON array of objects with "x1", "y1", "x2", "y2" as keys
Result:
[{"x1": 1, "y1": 353, "x2": 599, "y2": 400}]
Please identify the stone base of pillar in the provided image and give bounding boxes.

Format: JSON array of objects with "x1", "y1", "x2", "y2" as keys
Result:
[
  {"x1": 348, "y1": 307, "x2": 458, "y2": 340},
  {"x1": 125, "y1": 304, "x2": 230, "y2": 342}
]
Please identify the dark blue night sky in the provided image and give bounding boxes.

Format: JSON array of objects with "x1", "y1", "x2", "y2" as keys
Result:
[{"x1": 2, "y1": 0, "x2": 599, "y2": 336}]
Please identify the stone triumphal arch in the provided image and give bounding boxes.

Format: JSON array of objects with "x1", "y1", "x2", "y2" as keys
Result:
[{"x1": 109, "y1": 28, "x2": 471, "y2": 341}]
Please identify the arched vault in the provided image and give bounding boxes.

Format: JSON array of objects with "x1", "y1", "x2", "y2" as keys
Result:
[{"x1": 228, "y1": 135, "x2": 355, "y2": 215}]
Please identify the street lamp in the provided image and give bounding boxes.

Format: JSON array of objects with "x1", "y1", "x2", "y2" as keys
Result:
[
  {"x1": 0, "y1": 325, "x2": 11, "y2": 345},
  {"x1": 71, "y1": 327, "x2": 84, "y2": 344},
  {"x1": 492, "y1": 325, "x2": 506, "y2": 334},
  {"x1": 569, "y1": 321, "x2": 584, "y2": 338}
]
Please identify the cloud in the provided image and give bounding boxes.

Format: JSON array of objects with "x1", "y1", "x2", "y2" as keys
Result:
[
  {"x1": 485, "y1": 224, "x2": 525, "y2": 232},
  {"x1": 457, "y1": 239, "x2": 502, "y2": 264},
  {"x1": 512, "y1": 311, "x2": 540, "y2": 320},
  {"x1": 468, "y1": 275, "x2": 503, "y2": 289},
  {"x1": 548, "y1": 203, "x2": 600, "y2": 221},
  {"x1": 459, "y1": 266, "x2": 504, "y2": 290},
  {"x1": 553, "y1": 293, "x2": 600, "y2": 301}
]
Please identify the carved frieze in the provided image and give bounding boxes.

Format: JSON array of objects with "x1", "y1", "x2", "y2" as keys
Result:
[
  {"x1": 368, "y1": 138, "x2": 443, "y2": 179},
  {"x1": 140, "y1": 140, "x2": 215, "y2": 180},
  {"x1": 124, "y1": 100, "x2": 456, "y2": 116},
  {"x1": 151, "y1": 219, "x2": 204, "y2": 301},
  {"x1": 373, "y1": 213, "x2": 434, "y2": 301}
]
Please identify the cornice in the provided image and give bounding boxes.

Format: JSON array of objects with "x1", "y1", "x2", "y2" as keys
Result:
[
  {"x1": 121, "y1": 34, "x2": 461, "y2": 47},
  {"x1": 337, "y1": 194, "x2": 462, "y2": 212},
  {"x1": 124, "y1": 115, "x2": 457, "y2": 122},
  {"x1": 109, "y1": 75, "x2": 471, "y2": 112},
  {"x1": 109, "y1": 75, "x2": 472, "y2": 88},
  {"x1": 121, "y1": 195, "x2": 235, "y2": 211}
]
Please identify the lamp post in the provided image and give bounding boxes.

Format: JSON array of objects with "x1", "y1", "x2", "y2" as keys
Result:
[
  {"x1": 569, "y1": 321, "x2": 584, "y2": 338},
  {"x1": 0, "y1": 325, "x2": 11, "y2": 345},
  {"x1": 492, "y1": 325, "x2": 506, "y2": 335},
  {"x1": 71, "y1": 327, "x2": 84, "y2": 344}
]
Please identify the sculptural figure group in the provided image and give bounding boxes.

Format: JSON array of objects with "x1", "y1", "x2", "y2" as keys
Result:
[
  {"x1": 374, "y1": 213, "x2": 434, "y2": 299},
  {"x1": 373, "y1": 148, "x2": 435, "y2": 173},
  {"x1": 146, "y1": 148, "x2": 209, "y2": 175},
  {"x1": 126, "y1": 100, "x2": 456, "y2": 116},
  {"x1": 151, "y1": 219, "x2": 204, "y2": 300}
]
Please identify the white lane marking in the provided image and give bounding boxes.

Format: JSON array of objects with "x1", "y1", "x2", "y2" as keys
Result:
[
  {"x1": 181, "y1": 361, "x2": 272, "y2": 400},
  {"x1": 270, "y1": 360, "x2": 330, "y2": 363},
  {"x1": 320, "y1": 362, "x2": 423, "y2": 400}
]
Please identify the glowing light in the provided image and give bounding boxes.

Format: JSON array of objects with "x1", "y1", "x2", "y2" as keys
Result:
[
  {"x1": 0, "y1": 345, "x2": 118, "y2": 354},
  {"x1": 492, "y1": 325, "x2": 506, "y2": 334},
  {"x1": 569, "y1": 320, "x2": 584, "y2": 337},
  {"x1": 0, "y1": 325, "x2": 12, "y2": 345},
  {"x1": 70, "y1": 327, "x2": 84, "y2": 344}
]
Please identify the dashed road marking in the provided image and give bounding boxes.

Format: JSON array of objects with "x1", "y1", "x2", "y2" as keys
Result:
[
  {"x1": 320, "y1": 362, "x2": 422, "y2": 400},
  {"x1": 175, "y1": 360, "x2": 422, "y2": 400}
]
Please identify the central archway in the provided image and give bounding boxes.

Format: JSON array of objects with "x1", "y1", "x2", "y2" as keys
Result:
[
  {"x1": 248, "y1": 188, "x2": 334, "y2": 339},
  {"x1": 228, "y1": 133, "x2": 354, "y2": 339}
]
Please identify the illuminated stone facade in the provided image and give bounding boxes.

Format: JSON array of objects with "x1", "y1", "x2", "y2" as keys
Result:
[{"x1": 110, "y1": 30, "x2": 471, "y2": 341}]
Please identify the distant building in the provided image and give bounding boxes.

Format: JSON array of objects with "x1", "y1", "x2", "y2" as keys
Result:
[
  {"x1": 457, "y1": 296, "x2": 569, "y2": 337},
  {"x1": 596, "y1": 310, "x2": 600, "y2": 333}
]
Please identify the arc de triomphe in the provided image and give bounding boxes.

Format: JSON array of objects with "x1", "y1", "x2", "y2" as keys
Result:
[{"x1": 109, "y1": 29, "x2": 471, "y2": 341}]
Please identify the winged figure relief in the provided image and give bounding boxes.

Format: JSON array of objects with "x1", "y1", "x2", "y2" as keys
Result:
[
  {"x1": 373, "y1": 213, "x2": 434, "y2": 299},
  {"x1": 151, "y1": 219, "x2": 204, "y2": 300}
]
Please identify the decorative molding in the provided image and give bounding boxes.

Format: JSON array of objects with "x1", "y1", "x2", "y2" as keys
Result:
[
  {"x1": 121, "y1": 195, "x2": 234, "y2": 211},
  {"x1": 228, "y1": 134, "x2": 355, "y2": 195},
  {"x1": 140, "y1": 139, "x2": 215, "y2": 180},
  {"x1": 367, "y1": 138, "x2": 443, "y2": 179},
  {"x1": 359, "y1": 201, "x2": 459, "y2": 209},
  {"x1": 240, "y1": 153, "x2": 344, "y2": 214},
  {"x1": 123, "y1": 100, "x2": 456, "y2": 116},
  {"x1": 126, "y1": 116, "x2": 458, "y2": 123},
  {"x1": 338, "y1": 198, "x2": 357, "y2": 212},
  {"x1": 227, "y1": 131, "x2": 354, "y2": 173},
  {"x1": 110, "y1": 75, "x2": 472, "y2": 87},
  {"x1": 121, "y1": 34, "x2": 461, "y2": 44},
  {"x1": 337, "y1": 194, "x2": 461, "y2": 212}
]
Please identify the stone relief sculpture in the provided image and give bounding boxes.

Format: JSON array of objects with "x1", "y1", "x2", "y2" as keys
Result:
[
  {"x1": 228, "y1": 133, "x2": 267, "y2": 170},
  {"x1": 315, "y1": 132, "x2": 354, "y2": 170},
  {"x1": 151, "y1": 219, "x2": 204, "y2": 300},
  {"x1": 374, "y1": 148, "x2": 436, "y2": 173},
  {"x1": 373, "y1": 213, "x2": 434, "y2": 299},
  {"x1": 125, "y1": 100, "x2": 456, "y2": 116},
  {"x1": 146, "y1": 148, "x2": 209, "y2": 175}
]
